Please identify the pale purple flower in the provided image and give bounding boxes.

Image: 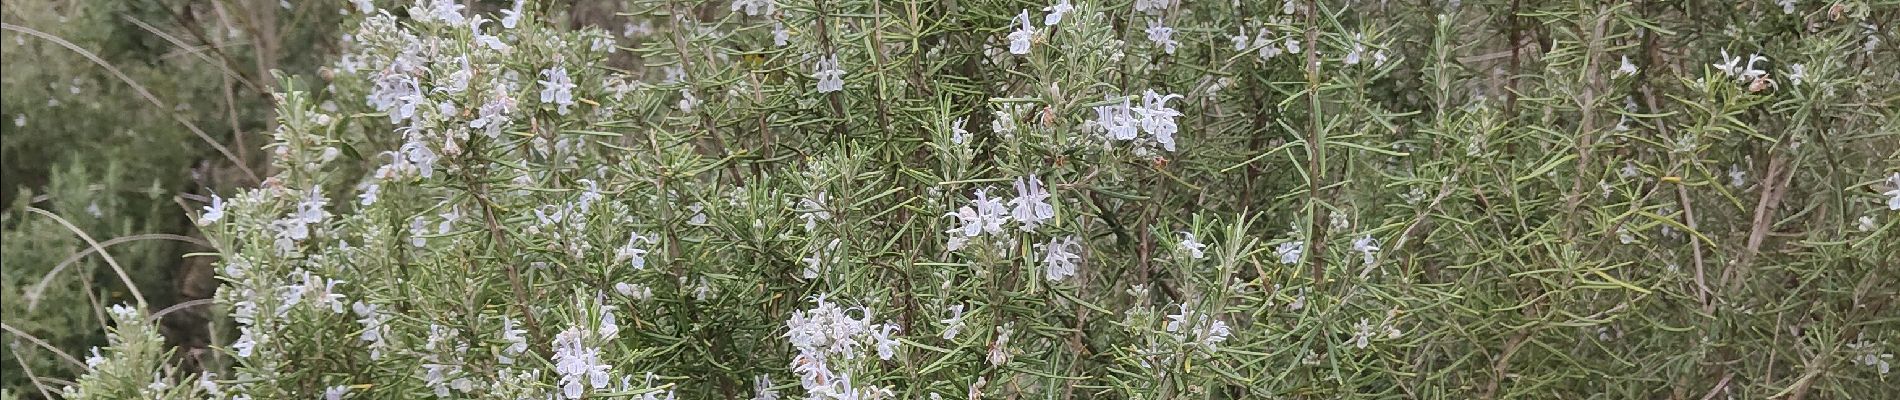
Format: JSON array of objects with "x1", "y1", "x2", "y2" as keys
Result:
[
  {"x1": 813, "y1": 54, "x2": 845, "y2": 93},
  {"x1": 1008, "y1": 10, "x2": 1035, "y2": 55},
  {"x1": 1043, "y1": 0, "x2": 1072, "y2": 26},
  {"x1": 540, "y1": 67, "x2": 578, "y2": 115}
]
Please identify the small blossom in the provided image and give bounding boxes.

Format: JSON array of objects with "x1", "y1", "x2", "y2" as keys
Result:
[
  {"x1": 500, "y1": 0, "x2": 526, "y2": 29},
  {"x1": 1352, "y1": 235, "x2": 1381, "y2": 266},
  {"x1": 1885, "y1": 172, "x2": 1900, "y2": 210},
  {"x1": 1041, "y1": 235, "x2": 1081, "y2": 282},
  {"x1": 615, "y1": 232, "x2": 653, "y2": 270},
  {"x1": 798, "y1": 191, "x2": 832, "y2": 231},
  {"x1": 940, "y1": 304, "x2": 967, "y2": 340},
  {"x1": 1615, "y1": 55, "x2": 1638, "y2": 77},
  {"x1": 752, "y1": 375, "x2": 780, "y2": 400},
  {"x1": 1043, "y1": 0, "x2": 1072, "y2": 26},
  {"x1": 1008, "y1": 10, "x2": 1035, "y2": 55},
  {"x1": 1008, "y1": 175, "x2": 1055, "y2": 230},
  {"x1": 1180, "y1": 232, "x2": 1208, "y2": 259},
  {"x1": 199, "y1": 194, "x2": 227, "y2": 225},
  {"x1": 732, "y1": 0, "x2": 776, "y2": 16},
  {"x1": 987, "y1": 323, "x2": 1013, "y2": 366},
  {"x1": 1352, "y1": 318, "x2": 1374, "y2": 349},
  {"x1": 1275, "y1": 241, "x2": 1304, "y2": 265},
  {"x1": 812, "y1": 53, "x2": 845, "y2": 93},
  {"x1": 85, "y1": 347, "x2": 104, "y2": 368},
  {"x1": 324, "y1": 385, "x2": 351, "y2": 400},
  {"x1": 540, "y1": 67, "x2": 578, "y2": 115},
  {"x1": 1788, "y1": 63, "x2": 1807, "y2": 86},
  {"x1": 1145, "y1": 19, "x2": 1178, "y2": 55}
]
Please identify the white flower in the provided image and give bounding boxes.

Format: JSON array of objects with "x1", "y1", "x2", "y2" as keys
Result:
[
  {"x1": 615, "y1": 232, "x2": 653, "y2": 270},
  {"x1": 687, "y1": 203, "x2": 709, "y2": 225},
  {"x1": 1180, "y1": 232, "x2": 1208, "y2": 259},
  {"x1": 1858, "y1": 215, "x2": 1878, "y2": 232},
  {"x1": 987, "y1": 323, "x2": 1013, "y2": 366},
  {"x1": 1008, "y1": 175, "x2": 1055, "y2": 230},
  {"x1": 1352, "y1": 235, "x2": 1381, "y2": 266},
  {"x1": 1352, "y1": 318, "x2": 1374, "y2": 349},
  {"x1": 232, "y1": 327, "x2": 259, "y2": 358},
  {"x1": 940, "y1": 304, "x2": 966, "y2": 340},
  {"x1": 1133, "y1": 0, "x2": 1172, "y2": 14},
  {"x1": 85, "y1": 347, "x2": 104, "y2": 369},
  {"x1": 313, "y1": 276, "x2": 347, "y2": 314},
  {"x1": 1885, "y1": 172, "x2": 1900, "y2": 210},
  {"x1": 1740, "y1": 53, "x2": 1769, "y2": 81},
  {"x1": 1344, "y1": 33, "x2": 1366, "y2": 65},
  {"x1": 552, "y1": 327, "x2": 612, "y2": 399},
  {"x1": 1729, "y1": 164, "x2": 1747, "y2": 188},
  {"x1": 772, "y1": 21, "x2": 789, "y2": 47},
  {"x1": 614, "y1": 282, "x2": 654, "y2": 300},
  {"x1": 945, "y1": 188, "x2": 1009, "y2": 240},
  {"x1": 540, "y1": 67, "x2": 578, "y2": 115},
  {"x1": 324, "y1": 385, "x2": 351, "y2": 400},
  {"x1": 599, "y1": 307, "x2": 620, "y2": 340},
  {"x1": 950, "y1": 117, "x2": 970, "y2": 144},
  {"x1": 1008, "y1": 10, "x2": 1035, "y2": 55},
  {"x1": 470, "y1": 15, "x2": 510, "y2": 51},
  {"x1": 813, "y1": 53, "x2": 845, "y2": 93},
  {"x1": 678, "y1": 89, "x2": 700, "y2": 112},
  {"x1": 500, "y1": 317, "x2": 528, "y2": 364},
  {"x1": 414, "y1": 0, "x2": 466, "y2": 27},
  {"x1": 1712, "y1": 49, "x2": 1742, "y2": 77},
  {"x1": 1788, "y1": 63, "x2": 1807, "y2": 86},
  {"x1": 798, "y1": 191, "x2": 832, "y2": 231},
  {"x1": 1615, "y1": 55, "x2": 1638, "y2": 77},
  {"x1": 732, "y1": 0, "x2": 776, "y2": 16},
  {"x1": 1275, "y1": 241, "x2": 1304, "y2": 265},
  {"x1": 1043, "y1": 0, "x2": 1072, "y2": 26},
  {"x1": 872, "y1": 323, "x2": 900, "y2": 360},
  {"x1": 199, "y1": 194, "x2": 226, "y2": 225},
  {"x1": 500, "y1": 0, "x2": 525, "y2": 29},
  {"x1": 1145, "y1": 19, "x2": 1178, "y2": 55},
  {"x1": 1714, "y1": 49, "x2": 1768, "y2": 82},
  {"x1": 357, "y1": 183, "x2": 380, "y2": 206},
  {"x1": 1136, "y1": 90, "x2": 1184, "y2": 151},
  {"x1": 694, "y1": 276, "x2": 716, "y2": 301},
  {"x1": 752, "y1": 375, "x2": 780, "y2": 400},
  {"x1": 147, "y1": 374, "x2": 169, "y2": 392},
  {"x1": 1094, "y1": 95, "x2": 1140, "y2": 141},
  {"x1": 349, "y1": 0, "x2": 375, "y2": 14},
  {"x1": 1041, "y1": 236, "x2": 1081, "y2": 282},
  {"x1": 1778, "y1": 0, "x2": 1797, "y2": 14}
]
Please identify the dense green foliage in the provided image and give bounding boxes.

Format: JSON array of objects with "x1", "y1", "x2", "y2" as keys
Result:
[{"x1": 5, "y1": 0, "x2": 1899, "y2": 399}]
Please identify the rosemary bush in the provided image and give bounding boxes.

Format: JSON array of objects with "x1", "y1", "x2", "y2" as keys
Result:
[{"x1": 20, "y1": 0, "x2": 1900, "y2": 399}]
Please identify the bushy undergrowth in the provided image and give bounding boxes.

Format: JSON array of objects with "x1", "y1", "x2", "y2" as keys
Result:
[{"x1": 10, "y1": 0, "x2": 1900, "y2": 399}]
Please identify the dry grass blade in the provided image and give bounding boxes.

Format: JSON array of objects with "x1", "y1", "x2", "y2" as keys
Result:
[
  {"x1": 28, "y1": 233, "x2": 212, "y2": 311},
  {"x1": 0, "y1": 322, "x2": 88, "y2": 369},
  {"x1": 25, "y1": 207, "x2": 148, "y2": 310},
  {"x1": 0, "y1": 22, "x2": 261, "y2": 184}
]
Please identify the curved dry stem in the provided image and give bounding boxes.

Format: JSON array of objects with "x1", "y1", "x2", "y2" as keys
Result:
[
  {"x1": 147, "y1": 298, "x2": 216, "y2": 324},
  {"x1": 28, "y1": 233, "x2": 212, "y2": 311},
  {"x1": 0, "y1": 322, "x2": 88, "y2": 369},
  {"x1": 119, "y1": 14, "x2": 266, "y2": 95},
  {"x1": 26, "y1": 207, "x2": 148, "y2": 309},
  {"x1": 0, "y1": 22, "x2": 261, "y2": 183},
  {"x1": 6, "y1": 344, "x2": 59, "y2": 399}
]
